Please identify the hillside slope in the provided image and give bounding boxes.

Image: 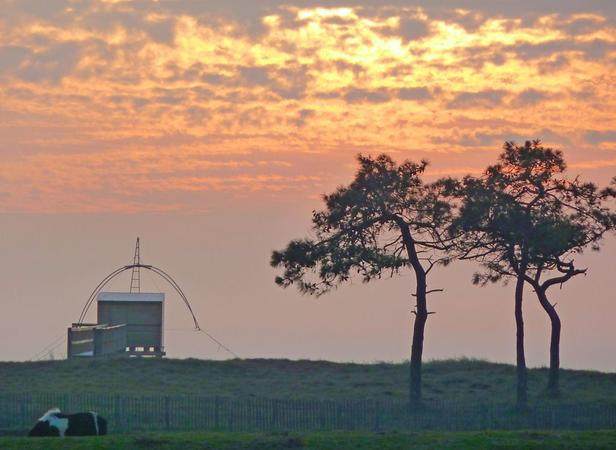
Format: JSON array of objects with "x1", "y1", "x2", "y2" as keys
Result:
[{"x1": 1, "y1": 358, "x2": 615, "y2": 404}]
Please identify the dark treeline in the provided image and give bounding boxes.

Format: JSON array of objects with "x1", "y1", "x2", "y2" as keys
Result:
[{"x1": 271, "y1": 140, "x2": 616, "y2": 408}]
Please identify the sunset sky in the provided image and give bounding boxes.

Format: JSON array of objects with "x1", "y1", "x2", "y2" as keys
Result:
[{"x1": 1, "y1": 1, "x2": 615, "y2": 368}]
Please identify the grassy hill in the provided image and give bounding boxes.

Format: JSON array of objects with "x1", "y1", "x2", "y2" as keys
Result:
[{"x1": 1, "y1": 358, "x2": 615, "y2": 404}]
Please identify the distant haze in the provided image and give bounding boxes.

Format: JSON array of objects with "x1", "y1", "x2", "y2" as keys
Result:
[{"x1": 0, "y1": 1, "x2": 615, "y2": 370}]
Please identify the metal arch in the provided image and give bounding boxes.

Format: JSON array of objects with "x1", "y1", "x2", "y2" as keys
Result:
[
  {"x1": 77, "y1": 265, "x2": 133, "y2": 324},
  {"x1": 146, "y1": 266, "x2": 200, "y2": 330},
  {"x1": 77, "y1": 264, "x2": 201, "y2": 330}
]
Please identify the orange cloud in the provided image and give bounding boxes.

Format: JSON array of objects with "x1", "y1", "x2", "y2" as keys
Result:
[{"x1": 0, "y1": 1, "x2": 615, "y2": 212}]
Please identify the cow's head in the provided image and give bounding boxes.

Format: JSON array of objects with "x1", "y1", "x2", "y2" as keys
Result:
[
  {"x1": 28, "y1": 408, "x2": 64, "y2": 437},
  {"x1": 28, "y1": 420, "x2": 59, "y2": 437}
]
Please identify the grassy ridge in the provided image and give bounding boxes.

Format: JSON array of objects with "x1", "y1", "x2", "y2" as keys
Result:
[
  {"x1": 1, "y1": 358, "x2": 615, "y2": 404},
  {"x1": 1, "y1": 431, "x2": 616, "y2": 450}
]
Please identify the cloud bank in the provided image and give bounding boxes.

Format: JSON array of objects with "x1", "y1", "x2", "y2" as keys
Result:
[{"x1": 0, "y1": 0, "x2": 615, "y2": 211}]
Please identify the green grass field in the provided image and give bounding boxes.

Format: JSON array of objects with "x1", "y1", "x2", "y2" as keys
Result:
[
  {"x1": 1, "y1": 358, "x2": 615, "y2": 404},
  {"x1": 1, "y1": 430, "x2": 616, "y2": 450}
]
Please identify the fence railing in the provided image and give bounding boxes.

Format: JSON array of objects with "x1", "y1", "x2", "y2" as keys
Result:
[{"x1": 1, "y1": 393, "x2": 615, "y2": 434}]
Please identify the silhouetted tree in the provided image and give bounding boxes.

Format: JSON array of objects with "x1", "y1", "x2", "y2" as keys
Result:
[
  {"x1": 271, "y1": 154, "x2": 454, "y2": 404},
  {"x1": 450, "y1": 141, "x2": 616, "y2": 397},
  {"x1": 446, "y1": 154, "x2": 536, "y2": 407}
]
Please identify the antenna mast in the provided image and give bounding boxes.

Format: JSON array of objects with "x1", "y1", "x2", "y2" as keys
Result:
[{"x1": 129, "y1": 237, "x2": 141, "y2": 293}]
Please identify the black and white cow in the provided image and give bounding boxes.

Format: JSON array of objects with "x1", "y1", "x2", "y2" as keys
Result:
[{"x1": 28, "y1": 408, "x2": 107, "y2": 437}]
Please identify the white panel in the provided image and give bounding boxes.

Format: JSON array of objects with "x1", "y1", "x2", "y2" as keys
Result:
[{"x1": 97, "y1": 292, "x2": 164, "y2": 302}]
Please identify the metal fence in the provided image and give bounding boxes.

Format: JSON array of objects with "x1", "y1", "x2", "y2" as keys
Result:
[{"x1": 1, "y1": 393, "x2": 615, "y2": 434}]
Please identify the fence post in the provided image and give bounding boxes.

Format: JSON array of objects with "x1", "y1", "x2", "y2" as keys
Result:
[
  {"x1": 318, "y1": 401, "x2": 326, "y2": 431},
  {"x1": 164, "y1": 396, "x2": 171, "y2": 430},
  {"x1": 336, "y1": 403, "x2": 342, "y2": 430},
  {"x1": 227, "y1": 399, "x2": 233, "y2": 431},
  {"x1": 480, "y1": 404, "x2": 488, "y2": 430},
  {"x1": 113, "y1": 395, "x2": 121, "y2": 433},
  {"x1": 374, "y1": 400, "x2": 381, "y2": 432},
  {"x1": 19, "y1": 395, "x2": 26, "y2": 430},
  {"x1": 214, "y1": 396, "x2": 220, "y2": 430},
  {"x1": 551, "y1": 407, "x2": 556, "y2": 430},
  {"x1": 271, "y1": 399, "x2": 279, "y2": 431}
]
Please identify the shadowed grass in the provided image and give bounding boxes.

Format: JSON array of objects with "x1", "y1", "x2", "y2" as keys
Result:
[{"x1": 1, "y1": 430, "x2": 616, "y2": 450}]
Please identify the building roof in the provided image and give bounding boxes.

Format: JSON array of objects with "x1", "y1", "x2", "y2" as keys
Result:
[
  {"x1": 97, "y1": 292, "x2": 165, "y2": 302},
  {"x1": 69, "y1": 323, "x2": 127, "y2": 330}
]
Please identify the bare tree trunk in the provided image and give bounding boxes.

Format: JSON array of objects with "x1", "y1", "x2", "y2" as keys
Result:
[
  {"x1": 410, "y1": 269, "x2": 427, "y2": 405},
  {"x1": 515, "y1": 272, "x2": 527, "y2": 408},
  {"x1": 535, "y1": 287, "x2": 561, "y2": 395},
  {"x1": 398, "y1": 221, "x2": 428, "y2": 406}
]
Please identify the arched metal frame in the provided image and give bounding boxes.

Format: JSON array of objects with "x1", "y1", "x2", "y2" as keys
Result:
[{"x1": 77, "y1": 264, "x2": 201, "y2": 330}]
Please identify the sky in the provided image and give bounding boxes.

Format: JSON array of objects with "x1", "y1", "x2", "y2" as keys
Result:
[{"x1": 0, "y1": 0, "x2": 615, "y2": 369}]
